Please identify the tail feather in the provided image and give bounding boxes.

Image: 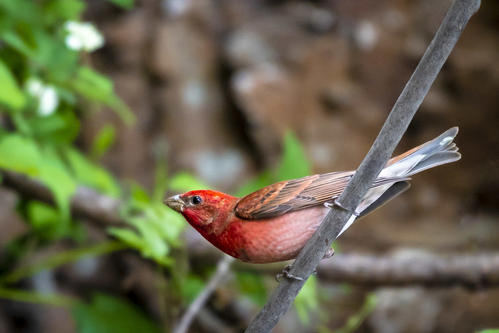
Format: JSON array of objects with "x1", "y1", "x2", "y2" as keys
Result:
[
  {"x1": 404, "y1": 127, "x2": 461, "y2": 176},
  {"x1": 382, "y1": 127, "x2": 461, "y2": 178},
  {"x1": 358, "y1": 128, "x2": 459, "y2": 217},
  {"x1": 338, "y1": 127, "x2": 461, "y2": 237}
]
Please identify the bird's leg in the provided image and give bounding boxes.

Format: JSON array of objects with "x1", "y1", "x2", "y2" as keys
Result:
[
  {"x1": 275, "y1": 265, "x2": 304, "y2": 282},
  {"x1": 324, "y1": 198, "x2": 359, "y2": 217}
]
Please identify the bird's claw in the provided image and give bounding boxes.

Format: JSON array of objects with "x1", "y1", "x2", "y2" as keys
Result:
[
  {"x1": 275, "y1": 265, "x2": 304, "y2": 282},
  {"x1": 324, "y1": 198, "x2": 359, "y2": 217},
  {"x1": 323, "y1": 247, "x2": 335, "y2": 259}
]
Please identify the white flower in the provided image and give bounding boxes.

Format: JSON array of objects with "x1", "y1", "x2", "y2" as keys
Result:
[
  {"x1": 25, "y1": 78, "x2": 59, "y2": 116},
  {"x1": 38, "y1": 87, "x2": 59, "y2": 116},
  {"x1": 64, "y1": 21, "x2": 104, "y2": 52},
  {"x1": 26, "y1": 78, "x2": 44, "y2": 96}
]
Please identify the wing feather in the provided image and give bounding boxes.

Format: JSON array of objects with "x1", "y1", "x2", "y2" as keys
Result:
[{"x1": 235, "y1": 171, "x2": 406, "y2": 220}]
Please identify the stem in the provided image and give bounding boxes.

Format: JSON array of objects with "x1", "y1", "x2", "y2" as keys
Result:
[
  {"x1": 0, "y1": 241, "x2": 127, "y2": 285},
  {"x1": 173, "y1": 255, "x2": 235, "y2": 333},
  {"x1": 0, "y1": 288, "x2": 77, "y2": 307}
]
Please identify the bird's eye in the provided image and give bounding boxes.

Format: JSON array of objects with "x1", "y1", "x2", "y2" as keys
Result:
[{"x1": 191, "y1": 195, "x2": 202, "y2": 205}]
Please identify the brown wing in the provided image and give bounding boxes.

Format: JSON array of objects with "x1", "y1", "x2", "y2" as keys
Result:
[
  {"x1": 235, "y1": 171, "x2": 407, "y2": 220},
  {"x1": 235, "y1": 171, "x2": 354, "y2": 219}
]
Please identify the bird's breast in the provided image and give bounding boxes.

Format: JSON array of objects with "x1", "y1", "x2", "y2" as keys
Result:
[{"x1": 214, "y1": 206, "x2": 330, "y2": 263}]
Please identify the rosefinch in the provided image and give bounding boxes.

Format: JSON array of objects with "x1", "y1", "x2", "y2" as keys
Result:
[{"x1": 165, "y1": 128, "x2": 460, "y2": 263}]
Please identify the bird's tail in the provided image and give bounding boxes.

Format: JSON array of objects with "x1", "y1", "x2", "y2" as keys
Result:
[
  {"x1": 338, "y1": 128, "x2": 461, "y2": 237},
  {"x1": 381, "y1": 127, "x2": 461, "y2": 178}
]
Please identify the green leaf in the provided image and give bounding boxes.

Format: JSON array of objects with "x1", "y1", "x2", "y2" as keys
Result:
[
  {"x1": 0, "y1": 134, "x2": 42, "y2": 175},
  {"x1": 66, "y1": 148, "x2": 120, "y2": 197},
  {"x1": 276, "y1": 131, "x2": 310, "y2": 181},
  {"x1": 26, "y1": 201, "x2": 60, "y2": 230},
  {"x1": 1, "y1": 31, "x2": 36, "y2": 58},
  {"x1": 106, "y1": 0, "x2": 134, "y2": 10},
  {"x1": 72, "y1": 293, "x2": 161, "y2": 333},
  {"x1": 477, "y1": 330, "x2": 499, "y2": 333},
  {"x1": 31, "y1": 30, "x2": 78, "y2": 81},
  {"x1": 0, "y1": 59, "x2": 26, "y2": 110},
  {"x1": 90, "y1": 125, "x2": 116, "y2": 160},
  {"x1": 37, "y1": 149, "x2": 77, "y2": 221},
  {"x1": 42, "y1": 0, "x2": 86, "y2": 23},
  {"x1": 0, "y1": 0, "x2": 40, "y2": 23},
  {"x1": 235, "y1": 272, "x2": 267, "y2": 306},
  {"x1": 169, "y1": 172, "x2": 209, "y2": 193},
  {"x1": 107, "y1": 228, "x2": 144, "y2": 251},
  {"x1": 295, "y1": 275, "x2": 318, "y2": 325},
  {"x1": 128, "y1": 182, "x2": 151, "y2": 205},
  {"x1": 71, "y1": 67, "x2": 134, "y2": 124},
  {"x1": 27, "y1": 108, "x2": 80, "y2": 144},
  {"x1": 0, "y1": 135, "x2": 76, "y2": 221}
]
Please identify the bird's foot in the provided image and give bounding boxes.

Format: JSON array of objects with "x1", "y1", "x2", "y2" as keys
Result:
[
  {"x1": 323, "y1": 247, "x2": 335, "y2": 259},
  {"x1": 324, "y1": 198, "x2": 359, "y2": 217},
  {"x1": 275, "y1": 265, "x2": 304, "y2": 282}
]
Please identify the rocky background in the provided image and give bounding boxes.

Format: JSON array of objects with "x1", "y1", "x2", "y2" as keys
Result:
[{"x1": 1, "y1": 0, "x2": 498, "y2": 332}]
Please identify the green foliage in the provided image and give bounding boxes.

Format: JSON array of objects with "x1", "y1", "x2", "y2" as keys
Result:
[
  {"x1": 477, "y1": 330, "x2": 499, "y2": 333},
  {"x1": 0, "y1": 59, "x2": 26, "y2": 110},
  {"x1": 26, "y1": 201, "x2": 75, "y2": 240},
  {"x1": 276, "y1": 131, "x2": 311, "y2": 181},
  {"x1": 71, "y1": 66, "x2": 134, "y2": 124},
  {"x1": 235, "y1": 272, "x2": 268, "y2": 306},
  {"x1": 90, "y1": 124, "x2": 116, "y2": 160},
  {"x1": 106, "y1": 0, "x2": 135, "y2": 10},
  {"x1": 66, "y1": 148, "x2": 120, "y2": 197},
  {"x1": 0, "y1": 134, "x2": 77, "y2": 223},
  {"x1": 332, "y1": 293, "x2": 378, "y2": 333},
  {"x1": 0, "y1": 0, "x2": 133, "y2": 234},
  {"x1": 108, "y1": 165, "x2": 200, "y2": 266},
  {"x1": 179, "y1": 275, "x2": 205, "y2": 303},
  {"x1": 72, "y1": 293, "x2": 161, "y2": 333},
  {"x1": 169, "y1": 171, "x2": 209, "y2": 193},
  {"x1": 237, "y1": 130, "x2": 310, "y2": 196}
]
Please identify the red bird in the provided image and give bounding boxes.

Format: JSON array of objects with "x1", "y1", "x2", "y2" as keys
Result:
[{"x1": 165, "y1": 128, "x2": 460, "y2": 264}]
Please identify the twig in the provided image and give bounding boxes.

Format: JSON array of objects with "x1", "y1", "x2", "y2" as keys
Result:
[
  {"x1": 245, "y1": 0, "x2": 481, "y2": 331},
  {"x1": 0, "y1": 241, "x2": 127, "y2": 285},
  {"x1": 1, "y1": 170, "x2": 124, "y2": 225},
  {"x1": 317, "y1": 251, "x2": 499, "y2": 289},
  {"x1": 173, "y1": 255, "x2": 235, "y2": 333}
]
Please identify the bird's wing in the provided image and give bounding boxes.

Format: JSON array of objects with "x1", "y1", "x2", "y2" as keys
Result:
[{"x1": 235, "y1": 171, "x2": 406, "y2": 220}]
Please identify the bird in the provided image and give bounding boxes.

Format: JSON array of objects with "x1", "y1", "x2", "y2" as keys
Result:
[{"x1": 165, "y1": 127, "x2": 461, "y2": 264}]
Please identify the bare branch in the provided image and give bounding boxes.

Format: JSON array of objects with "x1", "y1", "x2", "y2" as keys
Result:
[
  {"x1": 174, "y1": 255, "x2": 235, "y2": 333},
  {"x1": 2, "y1": 170, "x2": 124, "y2": 226},
  {"x1": 317, "y1": 251, "x2": 499, "y2": 289},
  {"x1": 245, "y1": 0, "x2": 481, "y2": 331}
]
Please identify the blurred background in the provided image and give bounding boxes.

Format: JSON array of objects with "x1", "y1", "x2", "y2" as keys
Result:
[{"x1": 0, "y1": 0, "x2": 498, "y2": 332}]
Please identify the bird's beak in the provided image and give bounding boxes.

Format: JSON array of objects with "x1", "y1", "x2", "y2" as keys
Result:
[{"x1": 164, "y1": 194, "x2": 185, "y2": 213}]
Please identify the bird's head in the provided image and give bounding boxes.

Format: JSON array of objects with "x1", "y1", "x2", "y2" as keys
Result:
[{"x1": 164, "y1": 190, "x2": 237, "y2": 231}]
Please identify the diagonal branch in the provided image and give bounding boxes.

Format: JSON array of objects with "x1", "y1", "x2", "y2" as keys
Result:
[{"x1": 245, "y1": 0, "x2": 481, "y2": 331}]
